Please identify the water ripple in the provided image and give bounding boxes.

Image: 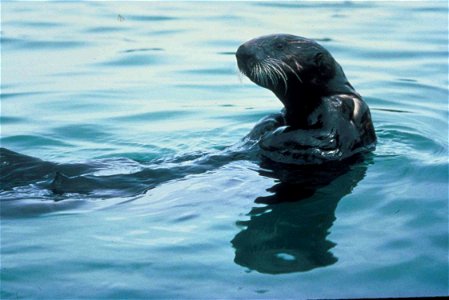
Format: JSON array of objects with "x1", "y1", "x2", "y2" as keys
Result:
[
  {"x1": 110, "y1": 110, "x2": 197, "y2": 123},
  {"x1": 1, "y1": 36, "x2": 87, "y2": 50},
  {"x1": 1, "y1": 1, "x2": 447, "y2": 298},
  {"x1": 127, "y1": 15, "x2": 177, "y2": 22},
  {"x1": 98, "y1": 53, "x2": 164, "y2": 67},
  {"x1": 1, "y1": 134, "x2": 73, "y2": 148}
]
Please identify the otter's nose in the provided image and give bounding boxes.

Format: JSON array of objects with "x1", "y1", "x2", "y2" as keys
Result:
[{"x1": 235, "y1": 44, "x2": 253, "y2": 62}]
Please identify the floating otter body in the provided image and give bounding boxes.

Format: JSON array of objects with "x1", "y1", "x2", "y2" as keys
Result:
[
  {"x1": 0, "y1": 34, "x2": 377, "y2": 200},
  {"x1": 237, "y1": 34, "x2": 376, "y2": 164}
]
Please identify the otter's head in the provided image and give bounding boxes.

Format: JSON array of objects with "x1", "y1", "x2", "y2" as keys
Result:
[{"x1": 236, "y1": 34, "x2": 354, "y2": 107}]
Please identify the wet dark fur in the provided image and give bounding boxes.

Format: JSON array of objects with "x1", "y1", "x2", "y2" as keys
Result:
[{"x1": 237, "y1": 34, "x2": 376, "y2": 164}]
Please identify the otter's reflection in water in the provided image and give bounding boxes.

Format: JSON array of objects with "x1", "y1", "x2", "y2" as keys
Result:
[{"x1": 231, "y1": 158, "x2": 369, "y2": 274}]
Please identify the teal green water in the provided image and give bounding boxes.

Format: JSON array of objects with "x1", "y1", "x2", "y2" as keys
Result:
[{"x1": 1, "y1": 1, "x2": 448, "y2": 298}]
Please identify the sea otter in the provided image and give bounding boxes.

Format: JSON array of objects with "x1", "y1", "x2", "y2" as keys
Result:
[
  {"x1": 237, "y1": 34, "x2": 376, "y2": 165},
  {"x1": 0, "y1": 35, "x2": 377, "y2": 199}
]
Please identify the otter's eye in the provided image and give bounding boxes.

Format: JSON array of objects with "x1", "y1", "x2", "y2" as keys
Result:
[{"x1": 276, "y1": 43, "x2": 284, "y2": 50}]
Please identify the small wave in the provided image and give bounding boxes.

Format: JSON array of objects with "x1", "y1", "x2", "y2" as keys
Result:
[
  {"x1": 121, "y1": 48, "x2": 164, "y2": 53},
  {"x1": 376, "y1": 124, "x2": 448, "y2": 166},
  {"x1": 110, "y1": 110, "x2": 197, "y2": 123},
  {"x1": 1, "y1": 36, "x2": 87, "y2": 50},
  {"x1": 126, "y1": 15, "x2": 177, "y2": 22},
  {"x1": 1, "y1": 135, "x2": 73, "y2": 149},
  {"x1": 98, "y1": 53, "x2": 165, "y2": 67},
  {"x1": 84, "y1": 26, "x2": 130, "y2": 34},
  {"x1": 177, "y1": 67, "x2": 236, "y2": 76}
]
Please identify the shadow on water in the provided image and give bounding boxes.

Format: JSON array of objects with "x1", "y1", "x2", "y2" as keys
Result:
[{"x1": 232, "y1": 158, "x2": 369, "y2": 274}]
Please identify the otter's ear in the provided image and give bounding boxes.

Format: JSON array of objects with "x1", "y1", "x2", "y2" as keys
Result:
[{"x1": 314, "y1": 52, "x2": 335, "y2": 78}]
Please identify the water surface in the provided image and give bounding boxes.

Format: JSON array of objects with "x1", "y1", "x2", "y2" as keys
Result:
[{"x1": 1, "y1": 1, "x2": 448, "y2": 298}]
